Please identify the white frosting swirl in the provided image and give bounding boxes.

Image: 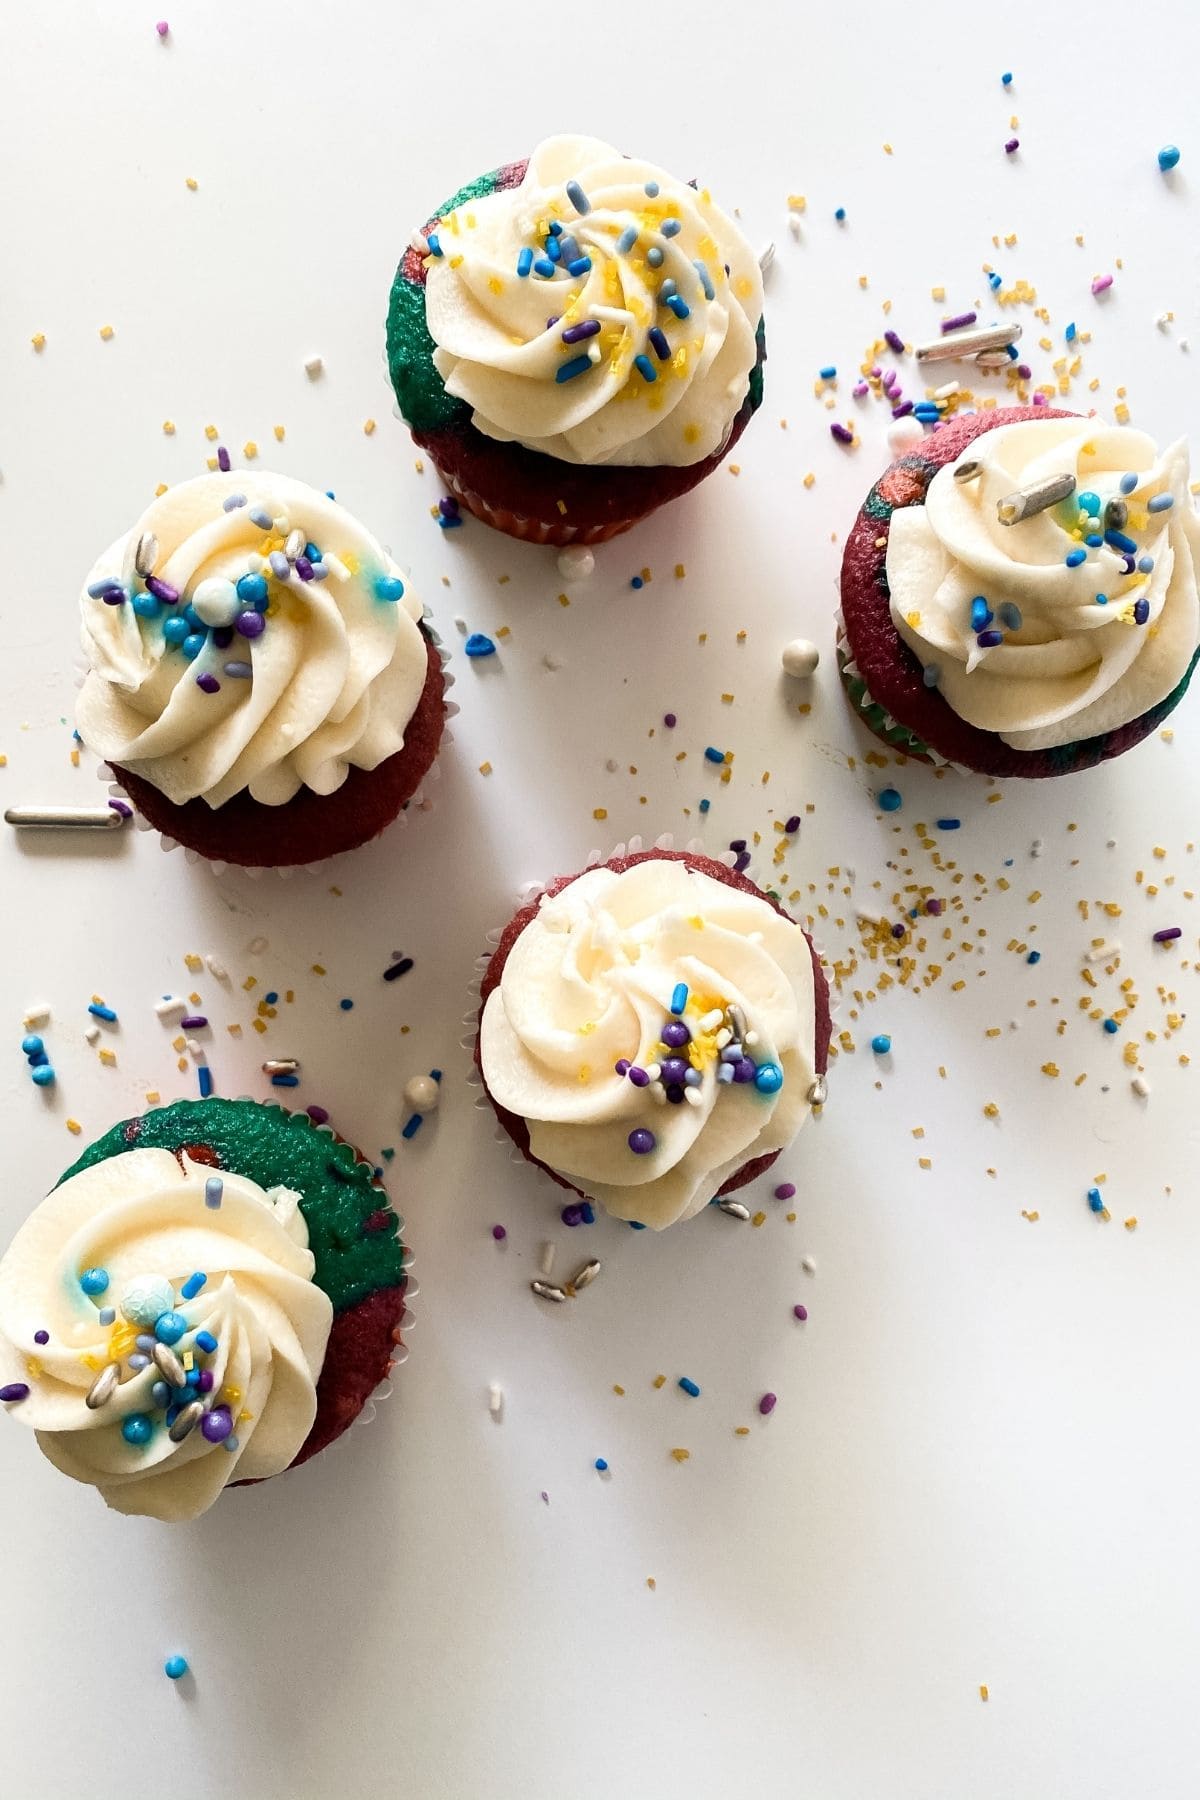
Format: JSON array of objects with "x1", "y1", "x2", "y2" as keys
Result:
[
  {"x1": 479, "y1": 861, "x2": 818, "y2": 1229},
  {"x1": 887, "y1": 419, "x2": 1200, "y2": 749},
  {"x1": 423, "y1": 134, "x2": 763, "y2": 468},
  {"x1": 0, "y1": 1150, "x2": 332, "y2": 1522},
  {"x1": 76, "y1": 471, "x2": 431, "y2": 807}
]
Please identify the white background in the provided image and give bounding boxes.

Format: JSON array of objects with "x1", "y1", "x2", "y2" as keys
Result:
[{"x1": 3, "y1": 3, "x2": 1200, "y2": 1796}]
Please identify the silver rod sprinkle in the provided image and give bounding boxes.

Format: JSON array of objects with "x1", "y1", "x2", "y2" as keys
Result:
[
  {"x1": 262, "y1": 1059, "x2": 301, "y2": 1075},
  {"x1": 85, "y1": 1362, "x2": 121, "y2": 1409},
  {"x1": 530, "y1": 1280, "x2": 569, "y2": 1304},
  {"x1": 568, "y1": 1259, "x2": 601, "y2": 1292},
  {"x1": 168, "y1": 1401, "x2": 206, "y2": 1443},
  {"x1": 997, "y1": 472, "x2": 1076, "y2": 525},
  {"x1": 807, "y1": 1075, "x2": 829, "y2": 1106},
  {"x1": 915, "y1": 322, "x2": 1022, "y2": 363},
  {"x1": 716, "y1": 1199, "x2": 751, "y2": 1221},
  {"x1": 758, "y1": 241, "x2": 776, "y2": 275},
  {"x1": 5, "y1": 806, "x2": 126, "y2": 831},
  {"x1": 152, "y1": 1342, "x2": 187, "y2": 1387},
  {"x1": 973, "y1": 349, "x2": 1013, "y2": 372},
  {"x1": 134, "y1": 533, "x2": 158, "y2": 576},
  {"x1": 953, "y1": 460, "x2": 984, "y2": 484}
]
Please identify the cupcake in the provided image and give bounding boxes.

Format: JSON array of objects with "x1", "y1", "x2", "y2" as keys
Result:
[
  {"x1": 387, "y1": 133, "x2": 765, "y2": 545},
  {"x1": 0, "y1": 1099, "x2": 409, "y2": 1521},
  {"x1": 838, "y1": 408, "x2": 1200, "y2": 777},
  {"x1": 76, "y1": 471, "x2": 447, "y2": 867},
  {"x1": 474, "y1": 850, "x2": 831, "y2": 1230}
]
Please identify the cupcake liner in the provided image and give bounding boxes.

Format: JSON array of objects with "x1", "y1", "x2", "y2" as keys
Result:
[
  {"x1": 463, "y1": 836, "x2": 833, "y2": 1205},
  {"x1": 95, "y1": 629, "x2": 456, "y2": 877},
  {"x1": 834, "y1": 611, "x2": 973, "y2": 775}
]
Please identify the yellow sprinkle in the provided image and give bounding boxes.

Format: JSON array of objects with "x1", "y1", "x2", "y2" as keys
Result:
[
  {"x1": 675, "y1": 563, "x2": 686, "y2": 579},
  {"x1": 243, "y1": 440, "x2": 258, "y2": 459},
  {"x1": 751, "y1": 1210, "x2": 766, "y2": 1227},
  {"x1": 803, "y1": 471, "x2": 816, "y2": 489},
  {"x1": 145, "y1": 1090, "x2": 160, "y2": 1105},
  {"x1": 274, "y1": 424, "x2": 286, "y2": 441},
  {"x1": 670, "y1": 1448, "x2": 691, "y2": 1463},
  {"x1": 983, "y1": 1102, "x2": 1000, "y2": 1118},
  {"x1": 653, "y1": 1374, "x2": 667, "y2": 1389},
  {"x1": 787, "y1": 194, "x2": 806, "y2": 212},
  {"x1": 487, "y1": 275, "x2": 503, "y2": 295},
  {"x1": 1041, "y1": 1061, "x2": 1061, "y2": 1078},
  {"x1": 612, "y1": 1385, "x2": 625, "y2": 1396},
  {"x1": 185, "y1": 176, "x2": 198, "y2": 190},
  {"x1": 363, "y1": 418, "x2": 376, "y2": 436},
  {"x1": 980, "y1": 1685, "x2": 989, "y2": 1703},
  {"x1": 98, "y1": 1048, "x2": 116, "y2": 1067},
  {"x1": 931, "y1": 285, "x2": 946, "y2": 302},
  {"x1": 31, "y1": 332, "x2": 45, "y2": 351},
  {"x1": 593, "y1": 808, "x2": 608, "y2": 821},
  {"x1": 479, "y1": 761, "x2": 493, "y2": 776},
  {"x1": 98, "y1": 324, "x2": 114, "y2": 340},
  {"x1": 66, "y1": 1118, "x2": 82, "y2": 1135},
  {"x1": 1124, "y1": 1217, "x2": 1138, "y2": 1231},
  {"x1": 646, "y1": 1577, "x2": 656, "y2": 1590},
  {"x1": 918, "y1": 1156, "x2": 932, "y2": 1170},
  {"x1": 204, "y1": 424, "x2": 218, "y2": 440},
  {"x1": 1021, "y1": 1210, "x2": 1040, "y2": 1222},
  {"x1": 155, "y1": 483, "x2": 168, "y2": 496}
]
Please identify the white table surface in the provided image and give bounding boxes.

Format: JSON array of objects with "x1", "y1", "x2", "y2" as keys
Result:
[{"x1": 4, "y1": 4, "x2": 1200, "y2": 1795}]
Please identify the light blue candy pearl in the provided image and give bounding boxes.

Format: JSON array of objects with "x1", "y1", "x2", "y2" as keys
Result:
[
  {"x1": 182, "y1": 633, "x2": 207, "y2": 661},
  {"x1": 31, "y1": 1065, "x2": 56, "y2": 1087},
  {"x1": 163, "y1": 1656, "x2": 189, "y2": 1681},
  {"x1": 236, "y1": 572, "x2": 269, "y2": 609},
  {"x1": 122, "y1": 1414, "x2": 154, "y2": 1446},
  {"x1": 150, "y1": 1380, "x2": 171, "y2": 1409},
  {"x1": 375, "y1": 574, "x2": 405, "y2": 602},
  {"x1": 80, "y1": 1267, "x2": 110, "y2": 1296},
  {"x1": 754, "y1": 1062, "x2": 784, "y2": 1095},
  {"x1": 155, "y1": 1311, "x2": 188, "y2": 1345},
  {"x1": 132, "y1": 593, "x2": 162, "y2": 620},
  {"x1": 163, "y1": 616, "x2": 189, "y2": 646}
]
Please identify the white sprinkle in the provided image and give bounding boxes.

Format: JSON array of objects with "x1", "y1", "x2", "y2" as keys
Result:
[
  {"x1": 698, "y1": 1009, "x2": 723, "y2": 1033},
  {"x1": 715, "y1": 1026, "x2": 732, "y2": 1048},
  {"x1": 1132, "y1": 1074, "x2": 1151, "y2": 1097},
  {"x1": 557, "y1": 545, "x2": 595, "y2": 582},
  {"x1": 758, "y1": 240, "x2": 776, "y2": 274},
  {"x1": 801, "y1": 1255, "x2": 817, "y2": 1274},
  {"x1": 154, "y1": 995, "x2": 187, "y2": 1019},
  {"x1": 933, "y1": 380, "x2": 960, "y2": 399},
  {"x1": 591, "y1": 305, "x2": 637, "y2": 329},
  {"x1": 787, "y1": 213, "x2": 802, "y2": 240},
  {"x1": 185, "y1": 1038, "x2": 203, "y2": 1058},
  {"x1": 488, "y1": 1383, "x2": 503, "y2": 1419},
  {"x1": 23, "y1": 1005, "x2": 51, "y2": 1027},
  {"x1": 538, "y1": 1241, "x2": 556, "y2": 1278},
  {"x1": 1084, "y1": 941, "x2": 1121, "y2": 964},
  {"x1": 684, "y1": 1087, "x2": 704, "y2": 1106},
  {"x1": 1156, "y1": 312, "x2": 1173, "y2": 332},
  {"x1": 84, "y1": 1025, "x2": 100, "y2": 1046},
  {"x1": 303, "y1": 355, "x2": 324, "y2": 379},
  {"x1": 204, "y1": 956, "x2": 228, "y2": 981},
  {"x1": 247, "y1": 937, "x2": 269, "y2": 955}
]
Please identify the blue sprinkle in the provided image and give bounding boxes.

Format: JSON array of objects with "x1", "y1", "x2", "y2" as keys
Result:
[
  {"x1": 1158, "y1": 144, "x2": 1181, "y2": 172},
  {"x1": 547, "y1": 221, "x2": 562, "y2": 237},
  {"x1": 1148, "y1": 493, "x2": 1175, "y2": 513},
  {"x1": 998, "y1": 602, "x2": 1023, "y2": 630},
  {"x1": 1001, "y1": 70, "x2": 1013, "y2": 84},
  {"x1": 402, "y1": 1113, "x2": 423, "y2": 1140},
  {"x1": 699, "y1": 798, "x2": 711, "y2": 813},
  {"x1": 1065, "y1": 322, "x2": 1077, "y2": 342},
  {"x1": 545, "y1": 236, "x2": 561, "y2": 263},
  {"x1": 580, "y1": 1202, "x2": 595, "y2": 1224},
  {"x1": 660, "y1": 278, "x2": 677, "y2": 299},
  {"x1": 533, "y1": 257, "x2": 557, "y2": 279},
  {"x1": 977, "y1": 629, "x2": 1004, "y2": 647},
  {"x1": 264, "y1": 992, "x2": 278, "y2": 1005},
  {"x1": 430, "y1": 1069, "x2": 443, "y2": 1082},
  {"x1": 647, "y1": 246, "x2": 664, "y2": 269},
  {"x1": 182, "y1": 632, "x2": 207, "y2": 661},
  {"x1": 180, "y1": 1272, "x2": 206, "y2": 1301},
  {"x1": 28, "y1": 1050, "x2": 48, "y2": 1067},
  {"x1": 693, "y1": 260, "x2": 715, "y2": 301},
  {"x1": 670, "y1": 983, "x2": 689, "y2": 1016},
  {"x1": 660, "y1": 219, "x2": 682, "y2": 238},
  {"x1": 88, "y1": 1003, "x2": 118, "y2": 1022},
  {"x1": 648, "y1": 327, "x2": 671, "y2": 360},
  {"x1": 566, "y1": 256, "x2": 592, "y2": 277},
  {"x1": 249, "y1": 506, "x2": 274, "y2": 530},
  {"x1": 271, "y1": 1072, "x2": 300, "y2": 1087},
  {"x1": 1094, "y1": 594, "x2": 1109, "y2": 607},
  {"x1": 236, "y1": 572, "x2": 269, "y2": 608},
  {"x1": 198, "y1": 1066, "x2": 213, "y2": 1098},
  {"x1": 164, "y1": 1657, "x2": 189, "y2": 1682},
  {"x1": 594, "y1": 1458, "x2": 608, "y2": 1472},
  {"x1": 630, "y1": 575, "x2": 644, "y2": 590},
  {"x1": 516, "y1": 246, "x2": 533, "y2": 278},
  {"x1": 644, "y1": 181, "x2": 660, "y2": 197},
  {"x1": 163, "y1": 617, "x2": 189, "y2": 646},
  {"x1": 878, "y1": 787, "x2": 902, "y2": 812},
  {"x1": 1087, "y1": 1187, "x2": 1105, "y2": 1213},
  {"x1": 1005, "y1": 342, "x2": 1020, "y2": 360},
  {"x1": 304, "y1": 544, "x2": 320, "y2": 563},
  {"x1": 98, "y1": 1307, "x2": 116, "y2": 1326},
  {"x1": 132, "y1": 593, "x2": 161, "y2": 620},
  {"x1": 1065, "y1": 548, "x2": 1087, "y2": 568},
  {"x1": 426, "y1": 234, "x2": 442, "y2": 258},
  {"x1": 988, "y1": 272, "x2": 1002, "y2": 291},
  {"x1": 340, "y1": 997, "x2": 354, "y2": 1011},
  {"x1": 935, "y1": 818, "x2": 961, "y2": 831},
  {"x1": 565, "y1": 179, "x2": 590, "y2": 215},
  {"x1": 834, "y1": 206, "x2": 846, "y2": 221},
  {"x1": 1134, "y1": 598, "x2": 1150, "y2": 624},
  {"x1": 1120, "y1": 472, "x2": 1139, "y2": 495},
  {"x1": 80, "y1": 1268, "x2": 109, "y2": 1296},
  {"x1": 666, "y1": 294, "x2": 690, "y2": 319},
  {"x1": 21, "y1": 1034, "x2": 43, "y2": 1057},
  {"x1": 678, "y1": 1377, "x2": 701, "y2": 1397},
  {"x1": 154, "y1": 1311, "x2": 187, "y2": 1345},
  {"x1": 629, "y1": 1220, "x2": 647, "y2": 1229},
  {"x1": 222, "y1": 494, "x2": 247, "y2": 513},
  {"x1": 871, "y1": 1034, "x2": 892, "y2": 1055},
  {"x1": 704, "y1": 746, "x2": 727, "y2": 765},
  {"x1": 464, "y1": 632, "x2": 497, "y2": 658},
  {"x1": 1104, "y1": 529, "x2": 1137, "y2": 554},
  {"x1": 555, "y1": 353, "x2": 593, "y2": 383},
  {"x1": 970, "y1": 596, "x2": 993, "y2": 631},
  {"x1": 615, "y1": 225, "x2": 638, "y2": 253},
  {"x1": 1103, "y1": 1017, "x2": 1119, "y2": 1034},
  {"x1": 1026, "y1": 950, "x2": 1041, "y2": 965},
  {"x1": 375, "y1": 574, "x2": 406, "y2": 602},
  {"x1": 87, "y1": 579, "x2": 125, "y2": 600},
  {"x1": 31, "y1": 1065, "x2": 56, "y2": 1087},
  {"x1": 633, "y1": 353, "x2": 657, "y2": 383},
  {"x1": 204, "y1": 1177, "x2": 223, "y2": 1210},
  {"x1": 195, "y1": 1329, "x2": 218, "y2": 1354},
  {"x1": 819, "y1": 365, "x2": 837, "y2": 380}
]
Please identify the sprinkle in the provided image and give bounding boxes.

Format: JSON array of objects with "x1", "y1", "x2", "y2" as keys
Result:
[
  {"x1": 1153, "y1": 927, "x2": 1183, "y2": 943},
  {"x1": 198, "y1": 1066, "x2": 213, "y2": 1098},
  {"x1": 628, "y1": 1128, "x2": 656, "y2": 1155},
  {"x1": 464, "y1": 632, "x2": 497, "y2": 658},
  {"x1": 0, "y1": 1383, "x2": 30, "y2": 1404},
  {"x1": 877, "y1": 787, "x2": 902, "y2": 812},
  {"x1": 80, "y1": 1267, "x2": 110, "y2": 1296},
  {"x1": 666, "y1": 293, "x2": 690, "y2": 319},
  {"x1": 1065, "y1": 548, "x2": 1087, "y2": 567},
  {"x1": 834, "y1": 207, "x2": 846, "y2": 222},
  {"x1": 594, "y1": 1457, "x2": 608, "y2": 1472},
  {"x1": 1027, "y1": 951, "x2": 1041, "y2": 965},
  {"x1": 942, "y1": 311, "x2": 977, "y2": 332},
  {"x1": 830, "y1": 422, "x2": 855, "y2": 444},
  {"x1": 401, "y1": 1114, "x2": 423, "y2": 1140},
  {"x1": 670, "y1": 983, "x2": 689, "y2": 1016},
  {"x1": 703, "y1": 746, "x2": 727, "y2": 764},
  {"x1": 1148, "y1": 493, "x2": 1175, "y2": 513},
  {"x1": 516, "y1": 246, "x2": 533, "y2": 278},
  {"x1": 871, "y1": 1034, "x2": 892, "y2": 1055},
  {"x1": 758, "y1": 1393, "x2": 778, "y2": 1416},
  {"x1": 1091, "y1": 274, "x2": 1114, "y2": 296},
  {"x1": 1005, "y1": 138, "x2": 1020, "y2": 155},
  {"x1": 660, "y1": 219, "x2": 682, "y2": 239},
  {"x1": 678, "y1": 1377, "x2": 701, "y2": 1397},
  {"x1": 304, "y1": 355, "x2": 324, "y2": 378},
  {"x1": 1087, "y1": 1187, "x2": 1106, "y2": 1214},
  {"x1": 164, "y1": 1657, "x2": 189, "y2": 1682},
  {"x1": 633, "y1": 354, "x2": 657, "y2": 383},
  {"x1": 793, "y1": 1304, "x2": 808, "y2": 1321},
  {"x1": 98, "y1": 324, "x2": 114, "y2": 340},
  {"x1": 693, "y1": 260, "x2": 716, "y2": 301},
  {"x1": 555, "y1": 354, "x2": 593, "y2": 384},
  {"x1": 1158, "y1": 145, "x2": 1182, "y2": 172},
  {"x1": 180, "y1": 1272, "x2": 207, "y2": 1301},
  {"x1": 561, "y1": 320, "x2": 601, "y2": 345},
  {"x1": 648, "y1": 327, "x2": 671, "y2": 360},
  {"x1": 565, "y1": 179, "x2": 590, "y2": 214},
  {"x1": 383, "y1": 957, "x2": 415, "y2": 982}
]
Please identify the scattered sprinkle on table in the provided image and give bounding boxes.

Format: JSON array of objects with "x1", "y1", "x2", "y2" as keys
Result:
[{"x1": 164, "y1": 1656, "x2": 188, "y2": 1681}]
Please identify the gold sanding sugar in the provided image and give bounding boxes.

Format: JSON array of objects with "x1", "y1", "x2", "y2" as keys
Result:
[{"x1": 669, "y1": 1448, "x2": 690, "y2": 1463}]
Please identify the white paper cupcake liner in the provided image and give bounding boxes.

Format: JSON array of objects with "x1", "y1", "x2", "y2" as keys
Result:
[{"x1": 835, "y1": 609, "x2": 973, "y2": 776}]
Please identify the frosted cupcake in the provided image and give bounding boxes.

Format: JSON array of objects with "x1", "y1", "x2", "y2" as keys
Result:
[
  {"x1": 76, "y1": 471, "x2": 447, "y2": 867},
  {"x1": 387, "y1": 134, "x2": 765, "y2": 544},
  {"x1": 475, "y1": 850, "x2": 831, "y2": 1229},
  {"x1": 0, "y1": 1099, "x2": 410, "y2": 1522},
  {"x1": 838, "y1": 408, "x2": 1200, "y2": 776}
]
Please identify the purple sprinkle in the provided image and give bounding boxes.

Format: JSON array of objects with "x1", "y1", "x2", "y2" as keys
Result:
[
  {"x1": 196, "y1": 672, "x2": 220, "y2": 694},
  {"x1": 562, "y1": 1204, "x2": 584, "y2": 1226},
  {"x1": 223, "y1": 660, "x2": 253, "y2": 680},
  {"x1": 217, "y1": 445, "x2": 231, "y2": 472},
  {"x1": 295, "y1": 555, "x2": 314, "y2": 581},
  {"x1": 941, "y1": 311, "x2": 977, "y2": 333},
  {"x1": 852, "y1": 381, "x2": 869, "y2": 397},
  {"x1": 793, "y1": 1304, "x2": 808, "y2": 1321},
  {"x1": 145, "y1": 575, "x2": 180, "y2": 604},
  {"x1": 758, "y1": 1392, "x2": 778, "y2": 1416},
  {"x1": 438, "y1": 496, "x2": 460, "y2": 519},
  {"x1": 0, "y1": 1383, "x2": 30, "y2": 1403},
  {"x1": 615, "y1": 1058, "x2": 631, "y2": 1076},
  {"x1": 197, "y1": 1369, "x2": 215, "y2": 1393},
  {"x1": 733, "y1": 851, "x2": 751, "y2": 874},
  {"x1": 663, "y1": 712, "x2": 677, "y2": 728},
  {"x1": 1005, "y1": 137, "x2": 1020, "y2": 154},
  {"x1": 732, "y1": 1057, "x2": 757, "y2": 1083},
  {"x1": 180, "y1": 1015, "x2": 208, "y2": 1029},
  {"x1": 33, "y1": 1330, "x2": 49, "y2": 1346},
  {"x1": 492, "y1": 1224, "x2": 507, "y2": 1242},
  {"x1": 108, "y1": 799, "x2": 133, "y2": 818},
  {"x1": 830, "y1": 422, "x2": 854, "y2": 444},
  {"x1": 784, "y1": 814, "x2": 801, "y2": 834},
  {"x1": 235, "y1": 610, "x2": 266, "y2": 638},
  {"x1": 628, "y1": 1066, "x2": 650, "y2": 1088},
  {"x1": 562, "y1": 319, "x2": 601, "y2": 344},
  {"x1": 774, "y1": 1183, "x2": 796, "y2": 1200},
  {"x1": 1016, "y1": 363, "x2": 1033, "y2": 379},
  {"x1": 882, "y1": 369, "x2": 899, "y2": 391},
  {"x1": 383, "y1": 957, "x2": 414, "y2": 983},
  {"x1": 1032, "y1": 393, "x2": 1048, "y2": 407},
  {"x1": 925, "y1": 898, "x2": 943, "y2": 916},
  {"x1": 891, "y1": 400, "x2": 915, "y2": 419},
  {"x1": 305, "y1": 1105, "x2": 330, "y2": 1125},
  {"x1": 729, "y1": 838, "x2": 747, "y2": 852},
  {"x1": 211, "y1": 626, "x2": 234, "y2": 649},
  {"x1": 884, "y1": 329, "x2": 906, "y2": 354},
  {"x1": 891, "y1": 922, "x2": 907, "y2": 939},
  {"x1": 1153, "y1": 927, "x2": 1183, "y2": 943}
]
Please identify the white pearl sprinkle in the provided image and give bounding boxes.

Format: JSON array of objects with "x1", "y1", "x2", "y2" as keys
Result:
[
  {"x1": 403, "y1": 1075, "x2": 440, "y2": 1116},
  {"x1": 557, "y1": 546, "x2": 595, "y2": 582},
  {"x1": 781, "y1": 638, "x2": 820, "y2": 679}
]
